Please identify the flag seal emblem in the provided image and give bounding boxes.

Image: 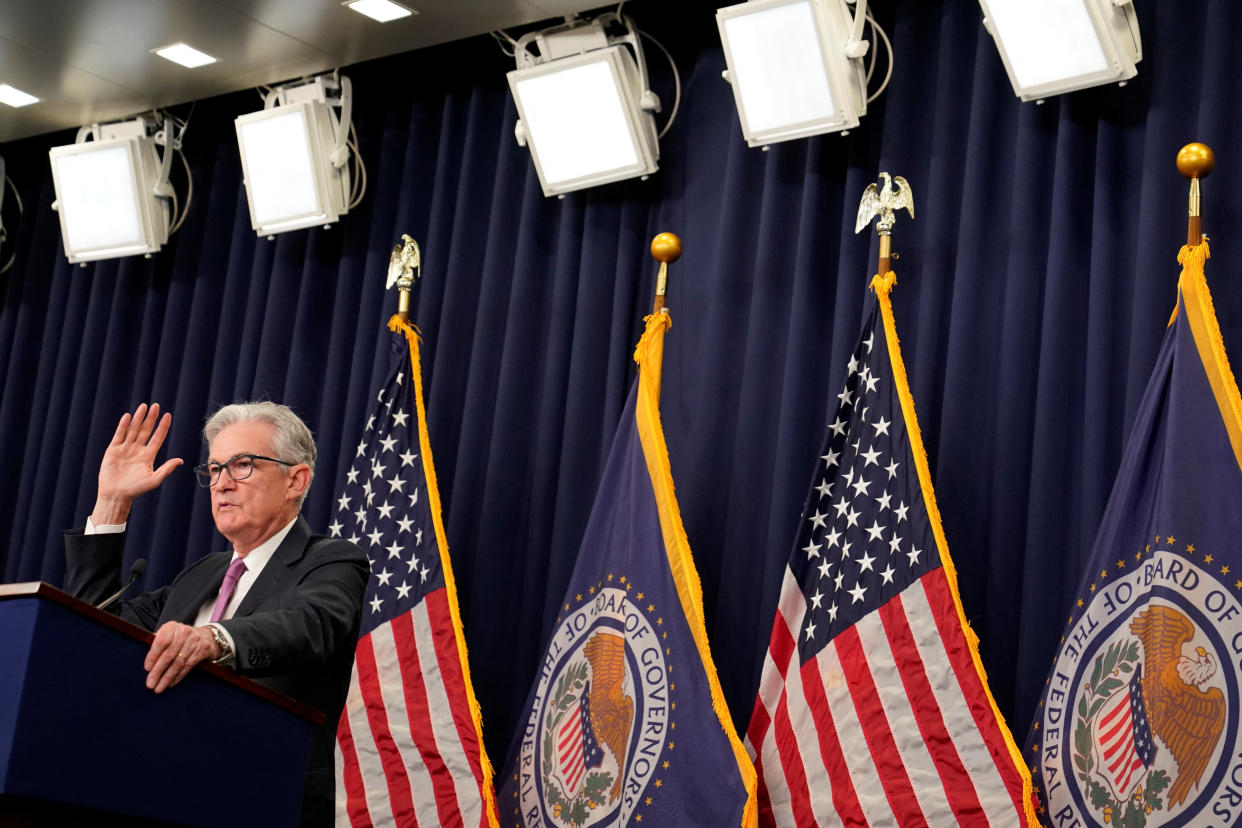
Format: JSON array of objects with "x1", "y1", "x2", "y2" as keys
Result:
[
  {"x1": 518, "y1": 583, "x2": 672, "y2": 827},
  {"x1": 1038, "y1": 543, "x2": 1242, "y2": 826}
]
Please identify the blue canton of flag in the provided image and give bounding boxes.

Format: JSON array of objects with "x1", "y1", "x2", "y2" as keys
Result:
[
  {"x1": 788, "y1": 325, "x2": 937, "y2": 654},
  {"x1": 332, "y1": 353, "x2": 443, "y2": 623},
  {"x1": 1025, "y1": 242, "x2": 1242, "y2": 827},
  {"x1": 335, "y1": 317, "x2": 497, "y2": 827}
]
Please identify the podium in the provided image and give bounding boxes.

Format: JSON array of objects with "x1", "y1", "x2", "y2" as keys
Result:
[{"x1": 0, "y1": 583, "x2": 322, "y2": 827}]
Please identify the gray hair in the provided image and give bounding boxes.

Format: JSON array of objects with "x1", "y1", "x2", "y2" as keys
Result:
[{"x1": 203, "y1": 402, "x2": 316, "y2": 503}]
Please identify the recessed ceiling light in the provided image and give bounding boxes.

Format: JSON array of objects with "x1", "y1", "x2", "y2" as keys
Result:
[
  {"x1": 344, "y1": 0, "x2": 416, "y2": 23},
  {"x1": 0, "y1": 84, "x2": 39, "y2": 108},
  {"x1": 153, "y1": 42, "x2": 218, "y2": 68}
]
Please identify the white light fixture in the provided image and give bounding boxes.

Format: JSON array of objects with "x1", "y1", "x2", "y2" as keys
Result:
[
  {"x1": 344, "y1": 0, "x2": 415, "y2": 22},
  {"x1": 0, "y1": 84, "x2": 39, "y2": 108},
  {"x1": 235, "y1": 75, "x2": 355, "y2": 238},
  {"x1": 508, "y1": 13, "x2": 661, "y2": 197},
  {"x1": 152, "y1": 42, "x2": 218, "y2": 69},
  {"x1": 978, "y1": 0, "x2": 1141, "y2": 102},
  {"x1": 716, "y1": 0, "x2": 870, "y2": 148},
  {"x1": 48, "y1": 116, "x2": 180, "y2": 264}
]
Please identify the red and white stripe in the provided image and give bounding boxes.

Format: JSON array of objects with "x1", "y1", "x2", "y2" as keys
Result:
[
  {"x1": 1096, "y1": 692, "x2": 1142, "y2": 795},
  {"x1": 557, "y1": 702, "x2": 587, "y2": 794},
  {"x1": 336, "y1": 589, "x2": 489, "y2": 827},
  {"x1": 745, "y1": 566, "x2": 1030, "y2": 826}
]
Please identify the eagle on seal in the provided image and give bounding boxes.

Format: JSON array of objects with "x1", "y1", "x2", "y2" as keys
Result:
[
  {"x1": 583, "y1": 631, "x2": 634, "y2": 805},
  {"x1": 1129, "y1": 604, "x2": 1226, "y2": 806}
]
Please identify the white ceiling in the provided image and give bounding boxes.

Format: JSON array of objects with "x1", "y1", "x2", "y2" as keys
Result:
[{"x1": 0, "y1": 0, "x2": 605, "y2": 143}]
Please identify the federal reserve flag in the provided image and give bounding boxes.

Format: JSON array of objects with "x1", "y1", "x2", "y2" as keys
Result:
[
  {"x1": 746, "y1": 272, "x2": 1035, "y2": 826},
  {"x1": 1026, "y1": 242, "x2": 1242, "y2": 827},
  {"x1": 498, "y1": 312, "x2": 757, "y2": 827},
  {"x1": 335, "y1": 316, "x2": 498, "y2": 827}
]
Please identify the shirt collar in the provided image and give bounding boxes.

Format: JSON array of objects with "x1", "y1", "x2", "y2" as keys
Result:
[{"x1": 230, "y1": 515, "x2": 298, "y2": 576}]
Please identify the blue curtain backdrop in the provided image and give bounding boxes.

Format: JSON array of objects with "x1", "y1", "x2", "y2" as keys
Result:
[{"x1": 2, "y1": 0, "x2": 1241, "y2": 769}]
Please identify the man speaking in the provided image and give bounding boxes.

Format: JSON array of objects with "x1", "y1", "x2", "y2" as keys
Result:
[{"x1": 64, "y1": 402, "x2": 369, "y2": 827}]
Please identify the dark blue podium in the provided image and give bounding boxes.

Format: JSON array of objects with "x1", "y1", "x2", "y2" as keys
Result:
[{"x1": 0, "y1": 582, "x2": 322, "y2": 827}]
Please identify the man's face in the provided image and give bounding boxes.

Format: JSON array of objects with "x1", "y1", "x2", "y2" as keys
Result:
[{"x1": 207, "y1": 421, "x2": 302, "y2": 554}]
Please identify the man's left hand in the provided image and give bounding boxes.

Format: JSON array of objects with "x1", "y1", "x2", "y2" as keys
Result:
[{"x1": 145, "y1": 622, "x2": 220, "y2": 693}]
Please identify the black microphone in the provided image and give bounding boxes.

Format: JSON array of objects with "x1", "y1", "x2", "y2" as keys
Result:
[{"x1": 96, "y1": 558, "x2": 147, "y2": 611}]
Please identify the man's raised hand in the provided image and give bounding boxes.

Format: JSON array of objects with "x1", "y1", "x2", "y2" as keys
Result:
[{"x1": 90, "y1": 403, "x2": 184, "y2": 526}]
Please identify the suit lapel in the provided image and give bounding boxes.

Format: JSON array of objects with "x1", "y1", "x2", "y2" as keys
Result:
[
  {"x1": 164, "y1": 553, "x2": 232, "y2": 625},
  {"x1": 232, "y1": 516, "x2": 313, "y2": 618}
]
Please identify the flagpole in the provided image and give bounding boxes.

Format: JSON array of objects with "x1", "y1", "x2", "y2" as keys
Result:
[
  {"x1": 877, "y1": 227, "x2": 893, "y2": 277},
  {"x1": 386, "y1": 234, "x2": 421, "y2": 322},
  {"x1": 1177, "y1": 142, "x2": 1214, "y2": 248},
  {"x1": 650, "y1": 231, "x2": 682, "y2": 315}
]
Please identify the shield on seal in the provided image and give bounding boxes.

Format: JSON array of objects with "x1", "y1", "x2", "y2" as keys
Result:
[
  {"x1": 1091, "y1": 665, "x2": 1155, "y2": 800},
  {"x1": 553, "y1": 681, "x2": 604, "y2": 797}
]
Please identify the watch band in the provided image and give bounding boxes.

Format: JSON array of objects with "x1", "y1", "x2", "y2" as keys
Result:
[{"x1": 207, "y1": 622, "x2": 233, "y2": 664}]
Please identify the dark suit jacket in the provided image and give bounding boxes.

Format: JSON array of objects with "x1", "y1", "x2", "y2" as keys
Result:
[{"x1": 64, "y1": 516, "x2": 369, "y2": 813}]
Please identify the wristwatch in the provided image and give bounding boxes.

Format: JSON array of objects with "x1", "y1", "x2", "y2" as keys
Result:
[{"x1": 207, "y1": 623, "x2": 234, "y2": 665}]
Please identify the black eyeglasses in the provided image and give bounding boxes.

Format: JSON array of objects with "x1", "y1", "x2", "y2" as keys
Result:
[{"x1": 193, "y1": 454, "x2": 295, "y2": 487}]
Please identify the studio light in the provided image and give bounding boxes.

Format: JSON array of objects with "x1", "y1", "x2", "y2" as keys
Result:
[
  {"x1": 716, "y1": 0, "x2": 871, "y2": 148},
  {"x1": 235, "y1": 74, "x2": 359, "y2": 238},
  {"x1": 507, "y1": 12, "x2": 661, "y2": 197},
  {"x1": 48, "y1": 115, "x2": 181, "y2": 264},
  {"x1": 978, "y1": 0, "x2": 1141, "y2": 102}
]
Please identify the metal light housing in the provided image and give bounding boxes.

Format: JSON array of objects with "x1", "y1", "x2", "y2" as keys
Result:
[
  {"x1": 716, "y1": 0, "x2": 870, "y2": 148},
  {"x1": 508, "y1": 14, "x2": 660, "y2": 197},
  {"x1": 978, "y1": 0, "x2": 1141, "y2": 102},
  {"x1": 48, "y1": 116, "x2": 174, "y2": 263},
  {"x1": 235, "y1": 75, "x2": 353, "y2": 238}
]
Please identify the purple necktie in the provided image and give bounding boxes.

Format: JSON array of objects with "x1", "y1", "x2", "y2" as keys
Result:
[{"x1": 209, "y1": 557, "x2": 248, "y2": 623}]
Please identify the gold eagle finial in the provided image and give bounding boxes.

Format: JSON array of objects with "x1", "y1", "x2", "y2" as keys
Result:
[
  {"x1": 386, "y1": 233, "x2": 420, "y2": 290},
  {"x1": 855, "y1": 171, "x2": 914, "y2": 235}
]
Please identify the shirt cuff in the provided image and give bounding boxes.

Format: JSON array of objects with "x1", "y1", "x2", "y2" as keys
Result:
[{"x1": 85, "y1": 517, "x2": 127, "y2": 535}]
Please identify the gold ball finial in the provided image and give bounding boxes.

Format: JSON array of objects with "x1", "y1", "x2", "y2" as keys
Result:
[
  {"x1": 1177, "y1": 143, "x2": 1214, "y2": 179},
  {"x1": 650, "y1": 232, "x2": 682, "y2": 264}
]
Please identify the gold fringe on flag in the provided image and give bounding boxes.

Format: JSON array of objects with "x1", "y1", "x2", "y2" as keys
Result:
[
  {"x1": 388, "y1": 313, "x2": 500, "y2": 827},
  {"x1": 632, "y1": 311, "x2": 759, "y2": 828},
  {"x1": 869, "y1": 272, "x2": 1039, "y2": 826}
]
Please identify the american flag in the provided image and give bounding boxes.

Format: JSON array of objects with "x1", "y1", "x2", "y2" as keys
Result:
[
  {"x1": 335, "y1": 317, "x2": 498, "y2": 827},
  {"x1": 745, "y1": 275, "x2": 1034, "y2": 826}
]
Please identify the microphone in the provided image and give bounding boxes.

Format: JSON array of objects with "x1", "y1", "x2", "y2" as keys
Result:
[{"x1": 96, "y1": 558, "x2": 147, "y2": 611}]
